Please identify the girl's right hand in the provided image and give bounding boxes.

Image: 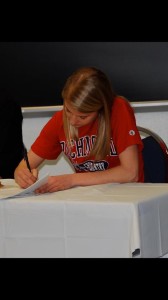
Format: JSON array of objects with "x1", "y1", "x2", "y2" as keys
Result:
[{"x1": 14, "y1": 168, "x2": 38, "y2": 189}]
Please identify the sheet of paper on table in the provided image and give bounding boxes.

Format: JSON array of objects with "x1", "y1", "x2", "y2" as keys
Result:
[{"x1": 0, "y1": 173, "x2": 49, "y2": 200}]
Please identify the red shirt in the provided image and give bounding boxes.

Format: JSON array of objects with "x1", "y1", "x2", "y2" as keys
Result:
[{"x1": 31, "y1": 96, "x2": 144, "y2": 182}]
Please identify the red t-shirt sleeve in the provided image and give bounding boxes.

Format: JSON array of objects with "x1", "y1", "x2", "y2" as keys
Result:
[
  {"x1": 31, "y1": 111, "x2": 63, "y2": 159},
  {"x1": 111, "y1": 97, "x2": 143, "y2": 154}
]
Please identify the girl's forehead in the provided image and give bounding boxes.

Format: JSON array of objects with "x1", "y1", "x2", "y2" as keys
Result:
[
  {"x1": 65, "y1": 102, "x2": 97, "y2": 117},
  {"x1": 65, "y1": 102, "x2": 86, "y2": 115}
]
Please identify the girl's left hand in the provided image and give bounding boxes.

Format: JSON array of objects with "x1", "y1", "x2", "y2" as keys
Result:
[{"x1": 34, "y1": 174, "x2": 74, "y2": 193}]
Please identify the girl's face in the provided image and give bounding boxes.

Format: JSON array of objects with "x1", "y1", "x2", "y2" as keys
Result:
[{"x1": 64, "y1": 102, "x2": 98, "y2": 128}]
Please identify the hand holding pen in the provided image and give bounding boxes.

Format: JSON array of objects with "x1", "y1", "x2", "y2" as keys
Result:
[
  {"x1": 14, "y1": 145, "x2": 38, "y2": 189},
  {"x1": 23, "y1": 145, "x2": 32, "y2": 173}
]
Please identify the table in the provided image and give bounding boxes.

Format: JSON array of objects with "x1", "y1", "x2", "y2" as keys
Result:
[{"x1": 0, "y1": 180, "x2": 168, "y2": 258}]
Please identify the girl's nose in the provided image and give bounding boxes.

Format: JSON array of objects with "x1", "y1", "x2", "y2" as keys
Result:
[{"x1": 69, "y1": 114, "x2": 78, "y2": 126}]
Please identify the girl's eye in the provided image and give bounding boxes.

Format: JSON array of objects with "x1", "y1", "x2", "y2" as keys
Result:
[{"x1": 80, "y1": 116, "x2": 87, "y2": 120}]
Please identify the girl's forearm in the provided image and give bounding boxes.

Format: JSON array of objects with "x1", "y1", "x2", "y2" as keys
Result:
[{"x1": 71, "y1": 166, "x2": 138, "y2": 187}]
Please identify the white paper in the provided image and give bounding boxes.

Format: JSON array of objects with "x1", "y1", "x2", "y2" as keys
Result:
[{"x1": 0, "y1": 173, "x2": 49, "y2": 200}]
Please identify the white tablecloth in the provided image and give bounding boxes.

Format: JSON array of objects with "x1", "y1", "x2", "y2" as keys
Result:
[{"x1": 0, "y1": 180, "x2": 168, "y2": 258}]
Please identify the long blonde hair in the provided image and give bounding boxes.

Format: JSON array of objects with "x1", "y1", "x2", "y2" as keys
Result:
[{"x1": 62, "y1": 67, "x2": 116, "y2": 160}]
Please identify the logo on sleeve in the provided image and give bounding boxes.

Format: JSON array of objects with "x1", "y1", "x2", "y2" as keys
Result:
[{"x1": 129, "y1": 130, "x2": 135, "y2": 136}]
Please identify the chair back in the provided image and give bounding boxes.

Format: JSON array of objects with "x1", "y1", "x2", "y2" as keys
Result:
[{"x1": 137, "y1": 126, "x2": 168, "y2": 183}]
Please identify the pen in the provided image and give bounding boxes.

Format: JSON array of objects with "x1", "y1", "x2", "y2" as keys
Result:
[{"x1": 23, "y1": 145, "x2": 31, "y2": 173}]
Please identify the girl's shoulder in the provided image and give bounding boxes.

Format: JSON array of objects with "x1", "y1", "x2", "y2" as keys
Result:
[
  {"x1": 113, "y1": 95, "x2": 131, "y2": 108},
  {"x1": 50, "y1": 109, "x2": 64, "y2": 124},
  {"x1": 52, "y1": 109, "x2": 63, "y2": 118},
  {"x1": 111, "y1": 96, "x2": 135, "y2": 124},
  {"x1": 42, "y1": 109, "x2": 64, "y2": 132}
]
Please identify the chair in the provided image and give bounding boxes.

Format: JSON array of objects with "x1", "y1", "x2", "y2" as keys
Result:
[{"x1": 137, "y1": 126, "x2": 168, "y2": 183}]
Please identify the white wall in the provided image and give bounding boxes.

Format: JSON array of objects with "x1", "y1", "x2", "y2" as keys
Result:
[{"x1": 22, "y1": 103, "x2": 168, "y2": 177}]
